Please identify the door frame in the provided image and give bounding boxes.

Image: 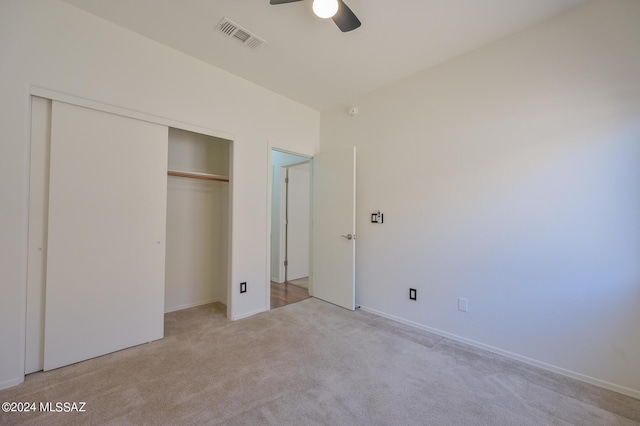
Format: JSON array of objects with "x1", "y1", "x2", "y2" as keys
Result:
[{"x1": 266, "y1": 147, "x2": 313, "y2": 310}]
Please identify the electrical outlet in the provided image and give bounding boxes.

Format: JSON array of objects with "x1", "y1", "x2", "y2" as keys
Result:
[
  {"x1": 458, "y1": 298, "x2": 468, "y2": 312},
  {"x1": 409, "y1": 288, "x2": 417, "y2": 301},
  {"x1": 240, "y1": 282, "x2": 247, "y2": 293}
]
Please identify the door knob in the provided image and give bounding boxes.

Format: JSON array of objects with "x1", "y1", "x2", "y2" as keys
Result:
[{"x1": 340, "y1": 234, "x2": 355, "y2": 240}]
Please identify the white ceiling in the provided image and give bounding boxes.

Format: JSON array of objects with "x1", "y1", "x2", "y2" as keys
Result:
[{"x1": 61, "y1": 0, "x2": 587, "y2": 110}]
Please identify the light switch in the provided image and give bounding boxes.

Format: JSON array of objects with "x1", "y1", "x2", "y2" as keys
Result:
[{"x1": 371, "y1": 211, "x2": 384, "y2": 224}]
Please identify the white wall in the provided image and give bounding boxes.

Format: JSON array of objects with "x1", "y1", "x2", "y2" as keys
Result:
[
  {"x1": 320, "y1": 0, "x2": 640, "y2": 397},
  {"x1": 0, "y1": 0, "x2": 318, "y2": 389}
]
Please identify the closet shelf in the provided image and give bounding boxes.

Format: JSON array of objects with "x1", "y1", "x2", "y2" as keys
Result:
[{"x1": 168, "y1": 169, "x2": 229, "y2": 182}]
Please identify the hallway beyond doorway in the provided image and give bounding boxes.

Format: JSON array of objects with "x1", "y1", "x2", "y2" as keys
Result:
[{"x1": 271, "y1": 279, "x2": 310, "y2": 309}]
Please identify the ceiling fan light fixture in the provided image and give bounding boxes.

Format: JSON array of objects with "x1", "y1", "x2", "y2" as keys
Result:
[{"x1": 312, "y1": 0, "x2": 339, "y2": 19}]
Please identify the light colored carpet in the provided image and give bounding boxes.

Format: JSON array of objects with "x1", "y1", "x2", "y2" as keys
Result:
[{"x1": 1, "y1": 298, "x2": 639, "y2": 425}]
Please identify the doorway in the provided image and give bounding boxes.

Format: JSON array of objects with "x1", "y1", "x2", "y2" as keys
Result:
[{"x1": 270, "y1": 149, "x2": 311, "y2": 309}]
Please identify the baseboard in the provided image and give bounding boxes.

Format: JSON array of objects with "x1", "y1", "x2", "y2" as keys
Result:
[
  {"x1": 164, "y1": 298, "x2": 226, "y2": 313},
  {"x1": 232, "y1": 307, "x2": 267, "y2": 321},
  {"x1": 0, "y1": 376, "x2": 24, "y2": 391},
  {"x1": 359, "y1": 305, "x2": 640, "y2": 400}
]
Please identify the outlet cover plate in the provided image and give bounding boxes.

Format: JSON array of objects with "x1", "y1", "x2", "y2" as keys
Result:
[{"x1": 458, "y1": 298, "x2": 468, "y2": 312}]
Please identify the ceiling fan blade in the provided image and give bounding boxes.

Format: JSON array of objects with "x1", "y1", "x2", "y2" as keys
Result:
[
  {"x1": 270, "y1": 0, "x2": 303, "y2": 4},
  {"x1": 332, "y1": 0, "x2": 361, "y2": 32}
]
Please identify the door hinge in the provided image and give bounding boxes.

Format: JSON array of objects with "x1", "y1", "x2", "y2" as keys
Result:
[
  {"x1": 284, "y1": 260, "x2": 288, "y2": 267},
  {"x1": 285, "y1": 177, "x2": 289, "y2": 184}
]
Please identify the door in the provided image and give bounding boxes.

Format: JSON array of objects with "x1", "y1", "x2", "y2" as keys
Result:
[
  {"x1": 25, "y1": 96, "x2": 50, "y2": 374},
  {"x1": 44, "y1": 101, "x2": 168, "y2": 371},
  {"x1": 312, "y1": 147, "x2": 356, "y2": 310},
  {"x1": 286, "y1": 163, "x2": 310, "y2": 281}
]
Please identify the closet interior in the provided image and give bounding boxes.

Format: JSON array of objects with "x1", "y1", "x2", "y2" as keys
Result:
[{"x1": 165, "y1": 128, "x2": 230, "y2": 313}]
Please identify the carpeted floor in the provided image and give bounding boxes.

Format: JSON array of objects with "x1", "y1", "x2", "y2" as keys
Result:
[{"x1": 1, "y1": 298, "x2": 639, "y2": 425}]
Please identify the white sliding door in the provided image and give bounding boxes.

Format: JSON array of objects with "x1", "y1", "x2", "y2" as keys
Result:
[
  {"x1": 44, "y1": 101, "x2": 168, "y2": 371},
  {"x1": 25, "y1": 96, "x2": 51, "y2": 374}
]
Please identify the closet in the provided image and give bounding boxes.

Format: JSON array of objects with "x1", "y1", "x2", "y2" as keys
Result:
[
  {"x1": 165, "y1": 128, "x2": 230, "y2": 313},
  {"x1": 26, "y1": 96, "x2": 230, "y2": 374}
]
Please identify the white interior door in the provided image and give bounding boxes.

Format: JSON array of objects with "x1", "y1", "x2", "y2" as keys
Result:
[
  {"x1": 312, "y1": 147, "x2": 356, "y2": 310},
  {"x1": 286, "y1": 163, "x2": 310, "y2": 281},
  {"x1": 44, "y1": 101, "x2": 168, "y2": 371}
]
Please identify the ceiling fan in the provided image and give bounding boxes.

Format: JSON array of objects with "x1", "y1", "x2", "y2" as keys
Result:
[{"x1": 270, "y1": 0, "x2": 361, "y2": 33}]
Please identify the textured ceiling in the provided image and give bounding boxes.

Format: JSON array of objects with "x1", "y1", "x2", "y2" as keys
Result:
[{"x1": 61, "y1": 0, "x2": 587, "y2": 110}]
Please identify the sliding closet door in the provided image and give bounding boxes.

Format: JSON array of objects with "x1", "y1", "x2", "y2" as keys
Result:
[{"x1": 44, "y1": 101, "x2": 168, "y2": 371}]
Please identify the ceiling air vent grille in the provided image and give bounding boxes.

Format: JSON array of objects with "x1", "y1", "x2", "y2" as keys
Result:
[{"x1": 216, "y1": 18, "x2": 266, "y2": 51}]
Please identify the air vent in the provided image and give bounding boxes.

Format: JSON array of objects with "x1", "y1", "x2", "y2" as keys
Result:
[{"x1": 216, "y1": 18, "x2": 266, "y2": 51}]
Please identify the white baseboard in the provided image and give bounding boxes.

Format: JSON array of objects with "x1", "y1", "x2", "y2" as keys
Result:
[
  {"x1": 359, "y1": 305, "x2": 640, "y2": 400},
  {"x1": 164, "y1": 298, "x2": 226, "y2": 313},
  {"x1": 0, "y1": 376, "x2": 24, "y2": 391},
  {"x1": 232, "y1": 307, "x2": 267, "y2": 321}
]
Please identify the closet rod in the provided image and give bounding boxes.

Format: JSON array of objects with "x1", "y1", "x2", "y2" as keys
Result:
[{"x1": 168, "y1": 169, "x2": 229, "y2": 182}]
